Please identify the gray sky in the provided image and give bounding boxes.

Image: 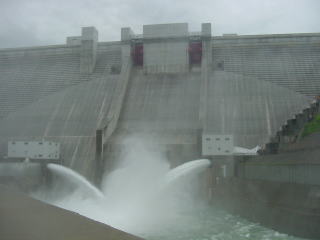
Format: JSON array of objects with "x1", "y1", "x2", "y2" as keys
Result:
[{"x1": 1, "y1": 0, "x2": 320, "y2": 48}]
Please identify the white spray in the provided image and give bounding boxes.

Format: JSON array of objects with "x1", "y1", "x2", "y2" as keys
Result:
[{"x1": 32, "y1": 136, "x2": 211, "y2": 236}]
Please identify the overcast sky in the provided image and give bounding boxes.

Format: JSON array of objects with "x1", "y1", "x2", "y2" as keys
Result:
[{"x1": 1, "y1": 0, "x2": 320, "y2": 48}]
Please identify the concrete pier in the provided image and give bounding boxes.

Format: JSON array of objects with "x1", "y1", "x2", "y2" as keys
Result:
[{"x1": 80, "y1": 26, "x2": 98, "y2": 74}]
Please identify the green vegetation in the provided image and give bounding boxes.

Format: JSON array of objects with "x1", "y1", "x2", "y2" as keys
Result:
[{"x1": 302, "y1": 114, "x2": 320, "y2": 137}]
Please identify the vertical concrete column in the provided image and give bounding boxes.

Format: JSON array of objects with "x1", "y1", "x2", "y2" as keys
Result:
[
  {"x1": 120, "y1": 27, "x2": 134, "y2": 65},
  {"x1": 101, "y1": 28, "x2": 133, "y2": 144},
  {"x1": 80, "y1": 26, "x2": 98, "y2": 74},
  {"x1": 199, "y1": 23, "x2": 212, "y2": 130},
  {"x1": 121, "y1": 27, "x2": 134, "y2": 42}
]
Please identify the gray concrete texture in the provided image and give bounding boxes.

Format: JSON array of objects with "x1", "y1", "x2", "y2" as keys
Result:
[
  {"x1": 213, "y1": 34, "x2": 320, "y2": 97},
  {"x1": 0, "y1": 42, "x2": 121, "y2": 120},
  {"x1": 115, "y1": 70, "x2": 309, "y2": 147},
  {"x1": 0, "y1": 43, "x2": 121, "y2": 177},
  {"x1": 80, "y1": 26, "x2": 98, "y2": 74},
  {"x1": 0, "y1": 185, "x2": 143, "y2": 240},
  {"x1": 143, "y1": 23, "x2": 189, "y2": 73},
  {"x1": 143, "y1": 23, "x2": 188, "y2": 38},
  {"x1": 143, "y1": 40, "x2": 189, "y2": 73},
  {"x1": 237, "y1": 132, "x2": 320, "y2": 186},
  {"x1": 0, "y1": 24, "x2": 319, "y2": 176}
]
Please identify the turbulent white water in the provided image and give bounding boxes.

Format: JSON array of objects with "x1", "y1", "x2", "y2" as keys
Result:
[
  {"x1": 233, "y1": 145, "x2": 261, "y2": 155},
  {"x1": 163, "y1": 159, "x2": 211, "y2": 186},
  {"x1": 36, "y1": 159, "x2": 210, "y2": 234},
  {"x1": 31, "y1": 137, "x2": 307, "y2": 240},
  {"x1": 143, "y1": 206, "x2": 307, "y2": 240}
]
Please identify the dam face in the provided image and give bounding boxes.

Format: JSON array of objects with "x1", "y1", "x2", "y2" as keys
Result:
[
  {"x1": 0, "y1": 22, "x2": 320, "y2": 239},
  {"x1": 0, "y1": 23, "x2": 319, "y2": 173}
]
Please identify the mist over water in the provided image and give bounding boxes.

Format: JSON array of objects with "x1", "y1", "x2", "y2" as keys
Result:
[
  {"x1": 31, "y1": 136, "x2": 307, "y2": 240},
  {"x1": 32, "y1": 136, "x2": 207, "y2": 234}
]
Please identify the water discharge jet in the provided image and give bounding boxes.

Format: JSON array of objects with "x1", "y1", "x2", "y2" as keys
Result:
[
  {"x1": 162, "y1": 159, "x2": 211, "y2": 187},
  {"x1": 32, "y1": 157, "x2": 212, "y2": 234},
  {"x1": 47, "y1": 163, "x2": 104, "y2": 199},
  {"x1": 30, "y1": 156, "x2": 306, "y2": 239}
]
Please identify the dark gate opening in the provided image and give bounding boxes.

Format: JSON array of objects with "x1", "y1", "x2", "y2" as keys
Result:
[
  {"x1": 189, "y1": 41, "x2": 202, "y2": 65},
  {"x1": 132, "y1": 43, "x2": 143, "y2": 66}
]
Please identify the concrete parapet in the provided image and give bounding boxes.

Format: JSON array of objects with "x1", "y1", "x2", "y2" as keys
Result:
[
  {"x1": 66, "y1": 36, "x2": 81, "y2": 46},
  {"x1": 0, "y1": 44, "x2": 79, "y2": 57},
  {"x1": 143, "y1": 23, "x2": 188, "y2": 39},
  {"x1": 213, "y1": 32, "x2": 320, "y2": 47},
  {"x1": 80, "y1": 26, "x2": 98, "y2": 74}
]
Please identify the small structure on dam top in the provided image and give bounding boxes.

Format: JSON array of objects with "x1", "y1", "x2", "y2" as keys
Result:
[{"x1": 0, "y1": 22, "x2": 320, "y2": 239}]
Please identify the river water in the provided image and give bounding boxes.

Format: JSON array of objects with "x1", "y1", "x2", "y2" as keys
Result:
[
  {"x1": 139, "y1": 206, "x2": 307, "y2": 240},
  {"x1": 31, "y1": 149, "x2": 310, "y2": 240}
]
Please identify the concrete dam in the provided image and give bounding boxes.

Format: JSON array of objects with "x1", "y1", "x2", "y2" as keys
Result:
[{"x1": 0, "y1": 23, "x2": 320, "y2": 240}]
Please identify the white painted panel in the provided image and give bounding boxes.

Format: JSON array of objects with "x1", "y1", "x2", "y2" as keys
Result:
[
  {"x1": 8, "y1": 141, "x2": 60, "y2": 160},
  {"x1": 202, "y1": 134, "x2": 234, "y2": 156}
]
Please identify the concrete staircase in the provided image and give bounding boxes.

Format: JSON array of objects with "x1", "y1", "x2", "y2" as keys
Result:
[
  {"x1": 0, "y1": 46, "x2": 122, "y2": 120},
  {"x1": 213, "y1": 43, "x2": 320, "y2": 97},
  {"x1": 0, "y1": 53, "x2": 82, "y2": 119}
]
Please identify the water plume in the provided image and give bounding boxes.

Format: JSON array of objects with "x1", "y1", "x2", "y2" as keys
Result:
[
  {"x1": 163, "y1": 159, "x2": 211, "y2": 187},
  {"x1": 47, "y1": 163, "x2": 104, "y2": 198},
  {"x1": 32, "y1": 136, "x2": 211, "y2": 236}
]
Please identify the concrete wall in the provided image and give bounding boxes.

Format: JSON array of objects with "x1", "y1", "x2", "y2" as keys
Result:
[
  {"x1": 0, "y1": 185, "x2": 143, "y2": 240},
  {"x1": 212, "y1": 178, "x2": 320, "y2": 240},
  {"x1": 143, "y1": 23, "x2": 188, "y2": 38},
  {"x1": 143, "y1": 23, "x2": 189, "y2": 74},
  {"x1": 199, "y1": 23, "x2": 212, "y2": 127},
  {"x1": 237, "y1": 149, "x2": 320, "y2": 185},
  {"x1": 66, "y1": 36, "x2": 82, "y2": 46},
  {"x1": 0, "y1": 163, "x2": 44, "y2": 192}
]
